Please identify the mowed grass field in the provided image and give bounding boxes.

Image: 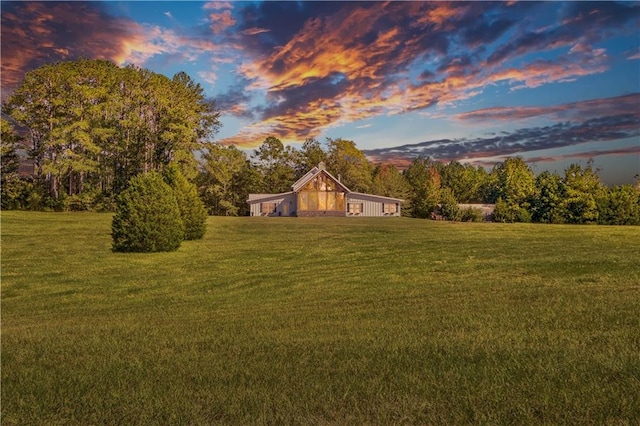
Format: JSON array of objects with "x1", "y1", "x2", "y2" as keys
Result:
[{"x1": 2, "y1": 211, "x2": 639, "y2": 425}]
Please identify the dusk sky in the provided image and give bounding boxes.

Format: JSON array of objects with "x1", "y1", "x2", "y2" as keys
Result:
[{"x1": 1, "y1": 1, "x2": 639, "y2": 184}]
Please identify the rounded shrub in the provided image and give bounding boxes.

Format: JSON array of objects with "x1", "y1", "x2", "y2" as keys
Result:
[
  {"x1": 439, "y1": 187, "x2": 460, "y2": 221},
  {"x1": 163, "y1": 165, "x2": 207, "y2": 240},
  {"x1": 112, "y1": 172, "x2": 184, "y2": 252}
]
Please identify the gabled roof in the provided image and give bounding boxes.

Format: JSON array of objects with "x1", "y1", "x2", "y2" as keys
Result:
[
  {"x1": 291, "y1": 164, "x2": 350, "y2": 193},
  {"x1": 247, "y1": 192, "x2": 294, "y2": 204},
  {"x1": 348, "y1": 192, "x2": 404, "y2": 203}
]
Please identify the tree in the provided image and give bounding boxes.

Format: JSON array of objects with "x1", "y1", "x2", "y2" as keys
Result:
[
  {"x1": 371, "y1": 164, "x2": 411, "y2": 200},
  {"x1": 199, "y1": 144, "x2": 251, "y2": 216},
  {"x1": 598, "y1": 185, "x2": 640, "y2": 225},
  {"x1": 253, "y1": 136, "x2": 298, "y2": 193},
  {"x1": 531, "y1": 171, "x2": 564, "y2": 223},
  {"x1": 487, "y1": 157, "x2": 536, "y2": 204},
  {"x1": 295, "y1": 137, "x2": 327, "y2": 179},
  {"x1": 439, "y1": 187, "x2": 460, "y2": 221},
  {"x1": 493, "y1": 197, "x2": 531, "y2": 223},
  {"x1": 163, "y1": 164, "x2": 207, "y2": 240},
  {"x1": 486, "y1": 157, "x2": 535, "y2": 222},
  {"x1": 403, "y1": 157, "x2": 441, "y2": 218},
  {"x1": 559, "y1": 161, "x2": 604, "y2": 224},
  {"x1": 1, "y1": 117, "x2": 34, "y2": 210},
  {"x1": 4, "y1": 59, "x2": 221, "y2": 208},
  {"x1": 325, "y1": 138, "x2": 373, "y2": 193},
  {"x1": 440, "y1": 161, "x2": 488, "y2": 203},
  {"x1": 112, "y1": 172, "x2": 184, "y2": 252}
]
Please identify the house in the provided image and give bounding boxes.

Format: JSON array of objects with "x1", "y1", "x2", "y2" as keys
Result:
[{"x1": 248, "y1": 163, "x2": 403, "y2": 217}]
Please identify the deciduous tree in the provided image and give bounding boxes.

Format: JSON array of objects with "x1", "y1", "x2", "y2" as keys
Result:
[
  {"x1": 325, "y1": 138, "x2": 373, "y2": 193},
  {"x1": 403, "y1": 157, "x2": 441, "y2": 218}
]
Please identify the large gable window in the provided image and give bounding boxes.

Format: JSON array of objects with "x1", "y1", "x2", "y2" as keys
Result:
[{"x1": 298, "y1": 172, "x2": 345, "y2": 212}]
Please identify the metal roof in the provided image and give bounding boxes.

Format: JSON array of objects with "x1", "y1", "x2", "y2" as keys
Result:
[{"x1": 291, "y1": 165, "x2": 351, "y2": 193}]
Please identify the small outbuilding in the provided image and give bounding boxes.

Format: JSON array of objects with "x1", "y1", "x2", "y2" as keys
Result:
[{"x1": 248, "y1": 163, "x2": 403, "y2": 217}]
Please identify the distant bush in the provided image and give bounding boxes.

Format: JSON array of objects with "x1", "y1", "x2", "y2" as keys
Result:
[
  {"x1": 112, "y1": 172, "x2": 184, "y2": 252},
  {"x1": 163, "y1": 165, "x2": 207, "y2": 240},
  {"x1": 460, "y1": 206, "x2": 484, "y2": 222},
  {"x1": 439, "y1": 187, "x2": 460, "y2": 221},
  {"x1": 493, "y1": 198, "x2": 531, "y2": 223}
]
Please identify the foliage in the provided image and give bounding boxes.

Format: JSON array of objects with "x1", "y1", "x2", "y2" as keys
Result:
[
  {"x1": 4, "y1": 59, "x2": 220, "y2": 205},
  {"x1": 531, "y1": 171, "x2": 564, "y2": 223},
  {"x1": 296, "y1": 138, "x2": 327, "y2": 179},
  {"x1": 438, "y1": 187, "x2": 460, "y2": 220},
  {"x1": 1, "y1": 118, "x2": 27, "y2": 210},
  {"x1": 459, "y1": 206, "x2": 485, "y2": 222},
  {"x1": 371, "y1": 164, "x2": 411, "y2": 201},
  {"x1": 199, "y1": 144, "x2": 254, "y2": 216},
  {"x1": 487, "y1": 157, "x2": 536, "y2": 204},
  {"x1": 440, "y1": 161, "x2": 488, "y2": 203},
  {"x1": 559, "y1": 162, "x2": 604, "y2": 224},
  {"x1": 403, "y1": 157, "x2": 441, "y2": 218},
  {"x1": 252, "y1": 136, "x2": 298, "y2": 193},
  {"x1": 493, "y1": 197, "x2": 532, "y2": 223},
  {"x1": 3, "y1": 213, "x2": 640, "y2": 424},
  {"x1": 111, "y1": 172, "x2": 184, "y2": 252},
  {"x1": 597, "y1": 184, "x2": 640, "y2": 225},
  {"x1": 325, "y1": 138, "x2": 373, "y2": 193},
  {"x1": 163, "y1": 165, "x2": 207, "y2": 240}
]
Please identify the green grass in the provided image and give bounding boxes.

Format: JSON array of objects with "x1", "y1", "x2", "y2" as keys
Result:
[{"x1": 2, "y1": 211, "x2": 639, "y2": 424}]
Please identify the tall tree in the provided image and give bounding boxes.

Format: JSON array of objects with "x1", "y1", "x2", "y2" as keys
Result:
[
  {"x1": 295, "y1": 137, "x2": 327, "y2": 178},
  {"x1": 440, "y1": 161, "x2": 488, "y2": 203},
  {"x1": 4, "y1": 59, "x2": 220, "y2": 206},
  {"x1": 199, "y1": 144, "x2": 251, "y2": 216},
  {"x1": 531, "y1": 171, "x2": 564, "y2": 223},
  {"x1": 559, "y1": 161, "x2": 604, "y2": 224},
  {"x1": 252, "y1": 136, "x2": 298, "y2": 193},
  {"x1": 1, "y1": 117, "x2": 30, "y2": 209},
  {"x1": 325, "y1": 138, "x2": 373, "y2": 192},
  {"x1": 403, "y1": 157, "x2": 441, "y2": 218},
  {"x1": 597, "y1": 184, "x2": 640, "y2": 225},
  {"x1": 486, "y1": 157, "x2": 535, "y2": 222},
  {"x1": 487, "y1": 157, "x2": 536, "y2": 204},
  {"x1": 371, "y1": 164, "x2": 410, "y2": 200}
]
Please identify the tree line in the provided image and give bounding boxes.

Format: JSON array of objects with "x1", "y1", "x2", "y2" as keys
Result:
[{"x1": 2, "y1": 59, "x2": 639, "y2": 224}]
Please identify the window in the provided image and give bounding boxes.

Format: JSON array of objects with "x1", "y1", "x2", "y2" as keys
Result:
[
  {"x1": 383, "y1": 203, "x2": 397, "y2": 214},
  {"x1": 298, "y1": 172, "x2": 345, "y2": 211},
  {"x1": 261, "y1": 203, "x2": 276, "y2": 215},
  {"x1": 348, "y1": 203, "x2": 363, "y2": 214}
]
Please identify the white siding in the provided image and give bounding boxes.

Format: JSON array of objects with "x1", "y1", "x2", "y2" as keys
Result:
[
  {"x1": 346, "y1": 193, "x2": 401, "y2": 217},
  {"x1": 249, "y1": 193, "x2": 297, "y2": 216}
]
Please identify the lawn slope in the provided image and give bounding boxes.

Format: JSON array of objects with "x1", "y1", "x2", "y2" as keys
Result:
[{"x1": 2, "y1": 212, "x2": 639, "y2": 424}]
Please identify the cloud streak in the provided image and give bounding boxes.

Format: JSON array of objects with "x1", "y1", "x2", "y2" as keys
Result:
[{"x1": 364, "y1": 94, "x2": 640, "y2": 167}]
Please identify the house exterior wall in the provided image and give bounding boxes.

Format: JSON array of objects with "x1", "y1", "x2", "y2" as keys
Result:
[
  {"x1": 249, "y1": 193, "x2": 297, "y2": 216},
  {"x1": 346, "y1": 193, "x2": 402, "y2": 217}
]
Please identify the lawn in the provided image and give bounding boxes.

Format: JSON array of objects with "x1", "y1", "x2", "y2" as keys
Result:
[{"x1": 2, "y1": 211, "x2": 639, "y2": 424}]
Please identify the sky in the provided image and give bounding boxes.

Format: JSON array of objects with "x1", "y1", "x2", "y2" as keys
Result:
[{"x1": 1, "y1": 1, "x2": 639, "y2": 185}]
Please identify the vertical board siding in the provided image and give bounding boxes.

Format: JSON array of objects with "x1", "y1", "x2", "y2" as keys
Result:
[
  {"x1": 346, "y1": 194, "x2": 401, "y2": 217},
  {"x1": 249, "y1": 193, "x2": 297, "y2": 216}
]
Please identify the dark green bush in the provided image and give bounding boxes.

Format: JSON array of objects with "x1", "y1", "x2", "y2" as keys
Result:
[
  {"x1": 439, "y1": 187, "x2": 460, "y2": 220},
  {"x1": 163, "y1": 165, "x2": 207, "y2": 240},
  {"x1": 112, "y1": 172, "x2": 184, "y2": 252},
  {"x1": 493, "y1": 198, "x2": 531, "y2": 223},
  {"x1": 460, "y1": 206, "x2": 484, "y2": 222}
]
